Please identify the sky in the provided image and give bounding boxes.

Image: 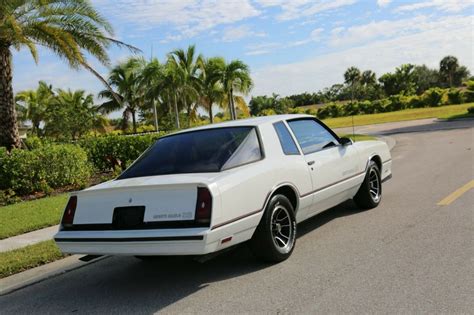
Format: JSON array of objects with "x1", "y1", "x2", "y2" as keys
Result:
[{"x1": 12, "y1": 0, "x2": 474, "y2": 101}]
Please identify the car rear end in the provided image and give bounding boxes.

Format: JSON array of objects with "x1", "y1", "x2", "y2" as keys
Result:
[
  {"x1": 54, "y1": 179, "x2": 222, "y2": 256},
  {"x1": 54, "y1": 125, "x2": 264, "y2": 256}
]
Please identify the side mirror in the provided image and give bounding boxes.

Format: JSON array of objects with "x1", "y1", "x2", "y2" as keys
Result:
[{"x1": 339, "y1": 137, "x2": 353, "y2": 146}]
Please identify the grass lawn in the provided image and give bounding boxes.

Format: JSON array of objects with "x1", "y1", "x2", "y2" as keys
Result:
[
  {"x1": 321, "y1": 103, "x2": 473, "y2": 129},
  {"x1": 338, "y1": 134, "x2": 376, "y2": 141},
  {"x1": 0, "y1": 194, "x2": 68, "y2": 239},
  {"x1": 0, "y1": 240, "x2": 65, "y2": 279}
]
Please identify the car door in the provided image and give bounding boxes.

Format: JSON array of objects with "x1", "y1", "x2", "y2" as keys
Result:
[{"x1": 287, "y1": 118, "x2": 362, "y2": 216}]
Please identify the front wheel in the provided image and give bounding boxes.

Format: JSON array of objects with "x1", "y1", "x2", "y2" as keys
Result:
[
  {"x1": 354, "y1": 160, "x2": 382, "y2": 209},
  {"x1": 250, "y1": 195, "x2": 297, "y2": 263}
]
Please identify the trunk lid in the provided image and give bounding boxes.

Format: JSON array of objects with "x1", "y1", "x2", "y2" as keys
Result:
[{"x1": 71, "y1": 174, "x2": 218, "y2": 226}]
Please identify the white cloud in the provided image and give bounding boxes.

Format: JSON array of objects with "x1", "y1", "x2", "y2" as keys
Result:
[
  {"x1": 255, "y1": 0, "x2": 357, "y2": 21},
  {"x1": 245, "y1": 42, "x2": 280, "y2": 56},
  {"x1": 99, "y1": 0, "x2": 260, "y2": 40},
  {"x1": 222, "y1": 25, "x2": 266, "y2": 42},
  {"x1": 328, "y1": 15, "x2": 471, "y2": 48},
  {"x1": 394, "y1": 0, "x2": 474, "y2": 13},
  {"x1": 288, "y1": 27, "x2": 324, "y2": 47},
  {"x1": 251, "y1": 15, "x2": 473, "y2": 96},
  {"x1": 377, "y1": 0, "x2": 392, "y2": 7}
]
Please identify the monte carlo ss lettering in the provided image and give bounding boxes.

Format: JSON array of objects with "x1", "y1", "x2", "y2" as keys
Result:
[{"x1": 54, "y1": 115, "x2": 392, "y2": 262}]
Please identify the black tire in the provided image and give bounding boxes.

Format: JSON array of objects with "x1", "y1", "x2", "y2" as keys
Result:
[
  {"x1": 249, "y1": 194, "x2": 297, "y2": 263},
  {"x1": 354, "y1": 160, "x2": 382, "y2": 209}
]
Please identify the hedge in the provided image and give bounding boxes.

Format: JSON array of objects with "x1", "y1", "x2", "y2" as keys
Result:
[
  {"x1": 0, "y1": 144, "x2": 91, "y2": 195},
  {"x1": 316, "y1": 86, "x2": 470, "y2": 120},
  {"x1": 78, "y1": 132, "x2": 166, "y2": 172}
]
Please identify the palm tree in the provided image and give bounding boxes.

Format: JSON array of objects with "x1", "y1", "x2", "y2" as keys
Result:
[
  {"x1": 344, "y1": 66, "x2": 361, "y2": 103},
  {"x1": 361, "y1": 70, "x2": 376, "y2": 86},
  {"x1": 168, "y1": 45, "x2": 203, "y2": 127},
  {"x1": 44, "y1": 89, "x2": 104, "y2": 139},
  {"x1": 440, "y1": 56, "x2": 459, "y2": 87},
  {"x1": 15, "y1": 81, "x2": 54, "y2": 135},
  {"x1": 198, "y1": 57, "x2": 226, "y2": 123},
  {"x1": 99, "y1": 57, "x2": 146, "y2": 133},
  {"x1": 0, "y1": 0, "x2": 137, "y2": 149},
  {"x1": 140, "y1": 58, "x2": 165, "y2": 131},
  {"x1": 221, "y1": 60, "x2": 252, "y2": 120}
]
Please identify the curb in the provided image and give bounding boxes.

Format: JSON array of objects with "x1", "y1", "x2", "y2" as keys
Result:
[{"x1": 0, "y1": 255, "x2": 108, "y2": 296}]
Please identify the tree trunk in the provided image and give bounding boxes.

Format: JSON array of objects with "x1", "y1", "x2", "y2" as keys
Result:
[
  {"x1": 229, "y1": 88, "x2": 236, "y2": 120},
  {"x1": 131, "y1": 109, "x2": 137, "y2": 133},
  {"x1": 0, "y1": 45, "x2": 21, "y2": 149},
  {"x1": 209, "y1": 99, "x2": 214, "y2": 124},
  {"x1": 173, "y1": 93, "x2": 180, "y2": 129}
]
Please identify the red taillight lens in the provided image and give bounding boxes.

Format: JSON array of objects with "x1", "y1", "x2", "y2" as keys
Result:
[
  {"x1": 61, "y1": 196, "x2": 77, "y2": 228},
  {"x1": 195, "y1": 187, "x2": 212, "y2": 225}
]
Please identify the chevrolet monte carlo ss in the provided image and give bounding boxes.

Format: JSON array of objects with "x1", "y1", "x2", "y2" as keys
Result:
[{"x1": 55, "y1": 115, "x2": 392, "y2": 262}]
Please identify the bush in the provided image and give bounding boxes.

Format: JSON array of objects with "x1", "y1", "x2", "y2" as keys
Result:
[
  {"x1": 79, "y1": 133, "x2": 165, "y2": 172},
  {"x1": 462, "y1": 80, "x2": 474, "y2": 102},
  {"x1": 468, "y1": 106, "x2": 474, "y2": 114},
  {"x1": 422, "y1": 88, "x2": 444, "y2": 107},
  {"x1": 385, "y1": 95, "x2": 407, "y2": 112},
  {"x1": 406, "y1": 95, "x2": 424, "y2": 108},
  {"x1": 446, "y1": 89, "x2": 464, "y2": 105},
  {"x1": 0, "y1": 144, "x2": 91, "y2": 195}
]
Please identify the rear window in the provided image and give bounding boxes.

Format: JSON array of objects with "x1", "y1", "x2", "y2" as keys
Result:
[{"x1": 118, "y1": 127, "x2": 262, "y2": 179}]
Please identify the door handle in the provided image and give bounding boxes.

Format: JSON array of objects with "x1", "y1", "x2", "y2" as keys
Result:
[{"x1": 307, "y1": 160, "x2": 315, "y2": 166}]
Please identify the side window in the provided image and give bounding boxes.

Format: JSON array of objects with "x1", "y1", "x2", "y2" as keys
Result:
[
  {"x1": 273, "y1": 122, "x2": 300, "y2": 155},
  {"x1": 221, "y1": 128, "x2": 262, "y2": 170},
  {"x1": 287, "y1": 119, "x2": 338, "y2": 154}
]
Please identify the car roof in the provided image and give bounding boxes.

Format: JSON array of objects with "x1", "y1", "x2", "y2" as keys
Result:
[{"x1": 171, "y1": 114, "x2": 313, "y2": 135}]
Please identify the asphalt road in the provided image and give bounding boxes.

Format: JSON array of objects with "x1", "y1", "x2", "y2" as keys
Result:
[{"x1": 1, "y1": 119, "x2": 473, "y2": 314}]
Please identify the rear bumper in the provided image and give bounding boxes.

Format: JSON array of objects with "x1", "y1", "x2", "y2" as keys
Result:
[
  {"x1": 54, "y1": 212, "x2": 261, "y2": 256},
  {"x1": 55, "y1": 228, "x2": 214, "y2": 256}
]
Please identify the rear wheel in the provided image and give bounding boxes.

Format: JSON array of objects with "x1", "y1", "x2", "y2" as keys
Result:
[
  {"x1": 354, "y1": 160, "x2": 382, "y2": 209},
  {"x1": 250, "y1": 195, "x2": 296, "y2": 262}
]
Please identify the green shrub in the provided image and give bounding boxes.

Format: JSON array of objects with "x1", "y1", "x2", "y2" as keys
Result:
[
  {"x1": 79, "y1": 133, "x2": 165, "y2": 172},
  {"x1": 342, "y1": 102, "x2": 360, "y2": 116},
  {"x1": 406, "y1": 95, "x2": 424, "y2": 108},
  {"x1": 0, "y1": 144, "x2": 91, "y2": 195},
  {"x1": 422, "y1": 88, "x2": 444, "y2": 107},
  {"x1": 23, "y1": 136, "x2": 44, "y2": 150},
  {"x1": 384, "y1": 95, "x2": 407, "y2": 112},
  {"x1": 357, "y1": 101, "x2": 374, "y2": 114},
  {"x1": 462, "y1": 80, "x2": 474, "y2": 102},
  {"x1": 446, "y1": 88, "x2": 464, "y2": 105},
  {"x1": 0, "y1": 189, "x2": 21, "y2": 206},
  {"x1": 468, "y1": 106, "x2": 474, "y2": 114}
]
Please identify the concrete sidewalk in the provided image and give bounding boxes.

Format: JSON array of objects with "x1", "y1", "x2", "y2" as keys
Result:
[{"x1": 0, "y1": 225, "x2": 59, "y2": 252}]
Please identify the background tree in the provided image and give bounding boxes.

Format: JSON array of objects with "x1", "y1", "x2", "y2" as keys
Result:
[
  {"x1": 99, "y1": 57, "x2": 146, "y2": 133},
  {"x1": 198, "y1": 57, "x2": 225, "y2": 123},
  {"x1": 344, "y1": 67, "x2": 361, "y2": 103},
  {"x1": 0, "y1": 0, "x2": 137, "y2": 149},
  {"x1": 412, "y1": 65, "x2": 439, "y2": 94},
  {"x1": 439, "y1": 56, "x2": 459, "y2": 87},
  {"x1": 221, "y1": 60, "x2": 253, "y2": 120},
  {"x1": 15, "y1": 81, "x2": 54, "y2": 135},
  {"x1": 168, "y1": 45, "x2": 203, "y2": 127},
  {"x1": 44, "y1": 89, "x2": 104, "y2": 139}
]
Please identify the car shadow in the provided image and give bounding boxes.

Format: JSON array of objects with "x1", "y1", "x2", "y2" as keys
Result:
[{"x1": 1, "y1": 200, "x2": 362, "y2": 314}]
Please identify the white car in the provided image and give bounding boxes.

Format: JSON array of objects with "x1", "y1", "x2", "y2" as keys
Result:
[{"x1": 55, "y1": 115, "x2": 392, "y2": 262}]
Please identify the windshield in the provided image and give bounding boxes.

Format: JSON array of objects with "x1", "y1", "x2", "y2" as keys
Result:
[{"x1": 118, "y1": 127, "x2": 262, "y2": 179}]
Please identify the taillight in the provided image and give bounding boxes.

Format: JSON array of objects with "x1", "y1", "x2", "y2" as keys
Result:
[
  {"x1": 195, "y1": 187, "x2": 212, "y2": 225},
  {"x1": 61, "y1": 196, "x2": 77, "y2": 228}
]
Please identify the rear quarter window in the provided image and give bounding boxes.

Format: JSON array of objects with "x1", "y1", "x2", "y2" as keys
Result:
[{"x1": 273, "y1": 122, "x2": 300, "y2": 155}]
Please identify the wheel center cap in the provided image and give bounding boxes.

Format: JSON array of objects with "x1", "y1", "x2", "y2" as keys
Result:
[{"x1": 275, "y1": 223, "x2": 282, "y2": 233}]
